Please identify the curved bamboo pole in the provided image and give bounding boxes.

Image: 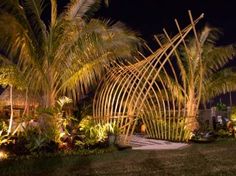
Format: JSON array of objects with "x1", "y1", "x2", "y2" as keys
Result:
[{"x1": 93, "y1": 11, "x2": 204, "y2": 144}]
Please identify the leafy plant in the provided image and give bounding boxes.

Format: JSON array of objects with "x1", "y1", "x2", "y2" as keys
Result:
[
  {"x1": 76, "y1": 117, "x2": 119, "y2": 148},
  {"x1": 78, "y1": 116, "x2": 95, "y2": 133},
  {"x1": 12, "y1": 96, "x2": 76, "y2": 153},
  {"x1": 0, "y1": 121, "x2": 11, "y2": 146},
  {"x1": 33, "y1": 97, "x2": 75, "y2": 146},
  {"x1": 156, "y1": 26, "x2": 236, "y2": 132},
  {"x1": 230, "y1": 106, "x2": 236, "y2": 122},
  {"x1": 77, "y1": 116, "x2": 107, "y2": 147},
  {"x1": 216, "y1": 100, "x2": 227, "y2": 111},
  {"x1": 191, "y1": 131, "x2": 216, "y2": 142},
  {"x1": 105, "y1": 121, "x2": 119, "y2": 135},
  {"x1": 0, "y1": 0, "x2": 140, "y2": 108},
  {"x1": 22, "y1": 126, "x2": 49, "y2": 153},
  {"x1": 217, "y1": 129, "x2": 232, "y2": 138}
]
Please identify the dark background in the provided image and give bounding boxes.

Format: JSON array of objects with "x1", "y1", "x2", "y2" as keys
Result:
[
  {"x1": 96, "y1": 0, "x2": 236, "y2": 107},
  {"x1": 56, "y1": 0, "x2": 236, "y2": 50},
  {"x1": 60, "y1": 0, "x2": 236, "y2": 106},
  {"x1": 96, "y1": 0, "x2": 236, "y2": 44}
]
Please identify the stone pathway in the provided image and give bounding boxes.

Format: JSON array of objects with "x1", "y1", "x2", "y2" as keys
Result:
[{"x1": 130, "y1": 134, "x2": 189, "y2": 150}]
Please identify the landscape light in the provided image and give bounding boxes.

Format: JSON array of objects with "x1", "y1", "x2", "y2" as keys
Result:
[{"x1": 0, "y1": 150, "x2": 8, "y2": 160}]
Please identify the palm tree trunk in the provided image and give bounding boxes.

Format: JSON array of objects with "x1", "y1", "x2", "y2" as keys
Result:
[
  {"x1": 43, "y1": 88, "x2": 56, "y2": 108},
  {"x1": 43, "y1": 70, "x2": 56, "y2": 108},
  {"x1": 23, "y1": 88, "x2": 29, "y2": 116},
  {"x1": 7, "y1": 84, "x2": 14, "y2": 135},
  {"x1": 185, "y1": 90, "x2": 199, "y2": 132}
]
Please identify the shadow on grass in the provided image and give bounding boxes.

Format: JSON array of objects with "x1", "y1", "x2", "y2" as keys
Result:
[
  {"x1": 0, "y1": 154, "x2": 95, "y2": 176},
  {"x1": 0, "y1": 138, "x2": 236, "y2": 176}
]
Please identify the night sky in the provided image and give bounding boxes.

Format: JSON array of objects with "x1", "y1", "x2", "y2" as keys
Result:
[
  {"x1": 59, "y1": 0, "x2": 236, "y2": 106},
  {"x1": 96, "y1": 0, "x2": 236, "y2": 45},
  {"x1": 95, "y1": 0, "x2": 236, "y2": 106},
  {"x1": 55, "y1": 0, "x2": 236, "y2": 45}
]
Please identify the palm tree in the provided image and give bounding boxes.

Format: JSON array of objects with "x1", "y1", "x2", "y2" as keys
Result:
[
  {"x1": 158, "y1": 26, "x2": 236, "y2": 132},
  {"x1": 0, "y1": 66, "x2": 26, "y2": 134},
  {"x1": 0, "y1": 0, "x2": 140, "y2": 108}
]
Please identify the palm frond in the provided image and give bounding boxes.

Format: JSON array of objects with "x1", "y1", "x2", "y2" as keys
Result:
[
  {"x1": 56, "y1": 96, "x2": 72, "y2": 109},
  {"x1": 204, "y1": 44, "x2": 236, "y2": 73},
  {"x1": 202, "y1": 67, "x2": 236, "y2": 102},
  {"x1": 64, "y1": 0, "x2": 98, "y2": 20},
  {"x1": 59, "y1": 52, "x2": 111, "y2": 96},
  {"x1": 53, "y1": 18, "x2": 140, "y2": 79},
  {"x1": 0, "y1": 65, "x2": 27, "y2": 90},
  {"x1": 0, "y1": 0, "x2": 141, "y2": 107},
  {"x1": 22, "y1": 0, "x2": 47, "y2": 47},
  {"x1": 0, "y1": 12, "x2": 35, "y2": 64},
  {"x1": 199, "y1": 25, "x2": 221, "y2": 45},
  {"x1": 50, "y1": 0, "x2": 57, "y2": 27},
  {"x1": 0, "y1": 0, "x2": 26, "y2": 26}
]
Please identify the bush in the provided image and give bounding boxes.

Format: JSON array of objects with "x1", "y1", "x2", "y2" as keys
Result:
[
  {"x1": 217, "y1": 129, "x2": 232, "y2": 138},
  {"x1": 75, "y1": 116, "x2": 106, "y2": 148},
  {"x1": 216, "y1": 101, "x2": 227, "y2": 111},
  {"x1": 230, "y1": 106, "x2": 236, "y2": 122},
  {"x1": 75, "y1": 117, "x2": 119, "y2": 149},
  {"x1": 3, "y1": 97, "x2": 80, "y2": 155},
  {"x1": 191, "y1": 130, "x2": 217, "y2": 143},
  {"x1": 0, "y1": 121, "x2": 12, "y2": 147}
]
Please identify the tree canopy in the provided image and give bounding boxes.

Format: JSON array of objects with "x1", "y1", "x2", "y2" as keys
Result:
[{"x1": 0, "y1": 0, "x2": 140, "y2": 107}]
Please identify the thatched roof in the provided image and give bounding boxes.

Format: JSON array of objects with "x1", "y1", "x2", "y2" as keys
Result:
[{"x1": 0, "y1": 87, "x2": 39, "y2": 107}]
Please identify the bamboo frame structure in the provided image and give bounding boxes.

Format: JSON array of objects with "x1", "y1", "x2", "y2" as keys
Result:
[{"x1": 93, "y1": 11, "x2": 204, "y2": 144}]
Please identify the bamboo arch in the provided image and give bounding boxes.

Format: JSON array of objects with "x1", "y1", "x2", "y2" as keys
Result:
[{"x1": 93, "y1": 11, "x2": 204, "y2": 144}]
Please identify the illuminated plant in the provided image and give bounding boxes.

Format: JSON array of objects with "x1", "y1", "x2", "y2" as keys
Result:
[
  {"x1": 0, "y1": 0, "x2": 140, "y2": 109},
  {"x1": 0, "y1": 150, "x2": 8, "y2": 160},
  {"x1": 0, "y1": 121, "x2": 11, "y2": 146},
  {"x1": 0, "y1": 66, "x2": 27, "y2": 134},
  {"x1": 93, "y1": 10, "x2": 236, "y2": 144},
  {"x1": 93, "y1": 11, "x2": 203, "y2": 143}
]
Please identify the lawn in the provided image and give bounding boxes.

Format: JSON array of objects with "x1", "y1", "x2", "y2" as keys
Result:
[{"x1": 0, "y1": 138, "x2": 236, "y2": 176}]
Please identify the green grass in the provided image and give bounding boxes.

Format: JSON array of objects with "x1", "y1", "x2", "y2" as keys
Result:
[{"x1": 0, "y1": 138, "x2": 236, "y2": 176}]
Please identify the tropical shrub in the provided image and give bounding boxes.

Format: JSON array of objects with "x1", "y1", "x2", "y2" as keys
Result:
[
  {"x1": 156, "y1": 26, "x2": 236, "y2": 132},
  {"x1": 217, "y1": 129, "x2": 232, "y2": 138},
  {"x1": 16, "y1": 125, "x2": 57, "y2": 154},
  {"x1": 0, "y1": 121, "x2": 11, "y2": 147},
  {"x1": 216, "y1": 101, "x2": 227, "y2": 111},
  {"x1": 0, "y1": 0, "x2": 140, "y2": 108},
  {"x1": 191, "y1": 131, "x2": 216, "y2": 142},
  {"x1": 230, "y1": 106, "x2": 236, "y2": 122},
  {"x1": 75, "y1": 116, "x2": 119, "y2": 148},
  {"x1": 7, "y1": 97, "x2": 76, "y2": 154}
]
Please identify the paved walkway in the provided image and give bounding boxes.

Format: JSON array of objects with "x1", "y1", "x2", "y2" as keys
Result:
[{"x1": 130, "y1": 134, "x2": 189, "y2": 150}]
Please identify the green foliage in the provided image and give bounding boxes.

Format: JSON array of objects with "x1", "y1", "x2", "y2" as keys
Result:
[
  {"x1": 105, "y1": 121, "x2": 119, "y2": 135},
  {"x1": 0, "y1": 121, "x2": 11, "y2": 146},
  {"x1": 80, "y1": 123, "x2": 108, "y2": 146},
  {"x1": 34, "y1": 97, "x2": 75, "y2": 144},
  {"x1": 148, "y1": 118, "x2": 191, "y2": 141},
  {"x1": 56, "y1": 96, "x2": 73, "y2": 111},
  {"x1": 18, "y1": 125, "x2": 53, "y2": 153},
  {"x1": 0, "y1": 0, "x2": 140, "y2": 107},
  {"x1": 76, "y1": 116, "x2": 119, "y2": 148},
  {"x1": 216, "y1": 100, "x2": 227, "y2": 111},
  {"x1": 230, "y1": 106, "x2": 236, "y2": 122},
  {"x1": 77, "y1": 116, "x2": 107, "y2": 147},
  {"x1": 78, "y1": 116, "x2": 94, "y2": 132},
  {"x1": 0, "y1": 66, "x2": 26, "y2": 90},
  {"x1": 157, "y1": 25, "x2": 236, "y2": 132},
  {"x1": 190, "y1": 131, "x2": 216, "y2": 142},
  {"x1": 78, "y1": 99, "x2": 93, "y2": 120},
  {"x1": 217, "y1": 129, "x2": 232, "y2": 138},
  {"x1": 0, "y1": 121, "x2": 8, "y2": 134},
  {"x1": 11, "y1": 97, "x2": 76, "y2": 154}
]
